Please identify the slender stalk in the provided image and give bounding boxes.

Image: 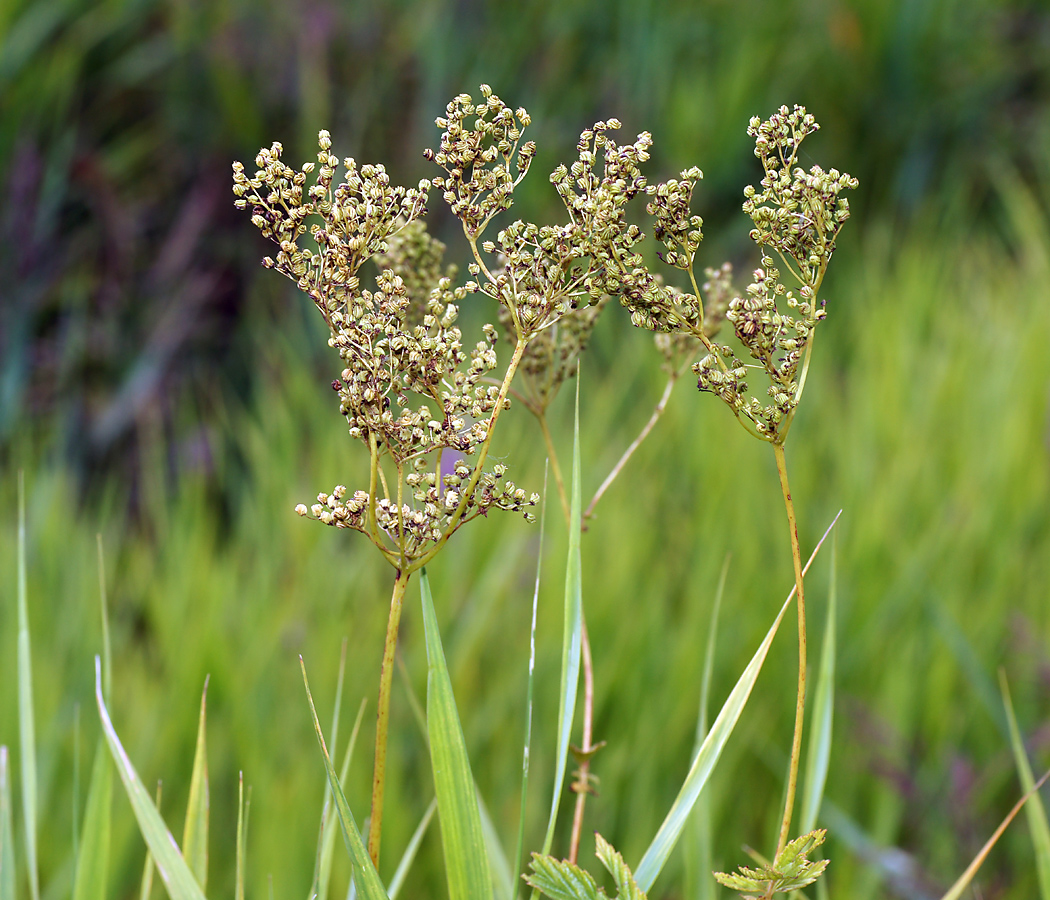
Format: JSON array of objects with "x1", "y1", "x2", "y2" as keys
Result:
[
  {"x1": 368, "y1": 567, "x2": 412, "y2": 869},
  {"x1": 773, "y1": 441, "x2": 807, "y2": 858},
  {"x1": 583, "y1": 372, "x2": 678, "y2": 527},
  {"x1": 568, "y1": 619, "x2": 596, "y2": 864}
]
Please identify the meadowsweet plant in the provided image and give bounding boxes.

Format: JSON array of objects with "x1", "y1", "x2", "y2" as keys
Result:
[
  {"x1": 232, "y1": 84, "x2": 714, "y2": 869},
  {"x1": 619, "y1": 104, "x2": 857, "y2": 896}
]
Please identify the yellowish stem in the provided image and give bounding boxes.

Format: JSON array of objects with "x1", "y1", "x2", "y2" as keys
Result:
[
  {"x1": 368, "y1": 568, "x2": 412, "y2": 869},
  {"x1": 773, "y1": 441, "x2": 807, "y2": 858}
]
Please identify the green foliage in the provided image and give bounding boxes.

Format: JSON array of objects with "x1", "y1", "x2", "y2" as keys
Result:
[
  {"x1": 714, "y1": 830, "x2": 829, "y2": 898},
  {"x1": 527, "y1": 834, "x2": 647, "y2": 900}
]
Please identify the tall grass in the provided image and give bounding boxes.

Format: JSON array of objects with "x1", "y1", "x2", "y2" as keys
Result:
[{"x1": 1, "y1": 178, "x2": 1049, "y2": 896}]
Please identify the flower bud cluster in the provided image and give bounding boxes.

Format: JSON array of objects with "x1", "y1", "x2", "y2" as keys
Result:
[
  {"x1": 743, "y1": 105, "x2": 858, "y2": 284},
  {"x1": 424, "y1": 84, "x2": 536, "y2": 239},
  {"x1": 232, "y1": 132, "x2": 429, "y2": 321},
  {"x1": 295, "y1": 465, "x2": 539, "y2": 556}
]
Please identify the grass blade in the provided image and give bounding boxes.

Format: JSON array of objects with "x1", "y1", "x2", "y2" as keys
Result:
[
  {"x1": 634, "y1": 512, "x2": 841, "y2": 893},
  {"x1": 316, "y1": 697, "x2": 367, "y2": 900},
  {"x1": 542, "y1": 377, "x2": 584, "y2": 856},
  {"x1": 939, "y1": 769, "x2": 1050, "y2": 900},
  {"x1": 235, "y1": 774, "x2": 249, "y2": 900},
  {"x1": 17, "y1": 471, "x2": 41, "y2": 900},
  {"x1": 514, "y1": 462, "x2": 547, "y2": 899},
  {"x1": 182, "y1": 679, "x2": 210, "y2": 891},
  {"x1": 139, "y1": 783, "x2": 162, "y2": 900},
  {"x1": 999, "y1": 671, "x2": 1050, "y2": 899},
  {"x1": 72, "y1": 741, "x2": 113, "y2": 900},
  {"x1": 1, "y1": 747, "x2": 15, "y2": 900},
  {"x1": 479, "y1": 790, "x2": 513, "y2": 900},
  {"x1": 420, "y1": 568, "x2": 492, "y2": 900},
  {"x1": 684, "y1": 555, "x2": 729, "y2": 900},
  {"x1": 300, "y1": 658, "x2": 389, "y2": 900},
  {"x1": 800, "y1": 533, "x2": 838, "y2": 835},
  {"x1": 95, "y1": 657, "x2": 208, "y2": 900},
  {"x1": 387, "y1": 799, "x2": 436, "y2": 900}
]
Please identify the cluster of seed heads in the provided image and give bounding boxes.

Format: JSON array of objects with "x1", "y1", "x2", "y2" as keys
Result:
[{"x1": 630, "y1": 105, "x2": 857, "y2": 443}]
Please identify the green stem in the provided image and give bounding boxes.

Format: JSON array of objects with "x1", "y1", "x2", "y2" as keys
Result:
[
  {"x1": 773, "y1": 441, "x2": 806, "y2": 858},
  {"x1": 368, "y1": 567, "x2": 412, "y2": 869}
]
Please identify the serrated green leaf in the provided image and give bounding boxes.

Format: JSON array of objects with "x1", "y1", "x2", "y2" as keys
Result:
[
  {"x1": 95, "y1": 658, "x2": 208, "y2": 900},
  {"x1": 634, "y1": 513, "x2": 840, "y2": 894},
  {"x1": 595, "y1": 834, "x2": 646, "y2": 900},
  {"x1": 182, "y1": 679, "x2": 210, "y2": 891},
  {"x1": 0, "y1": 746, "x2": 15, "y2": 900},
  {"x1": 300, "y1": 659, "x2": 389, "y2": 900},
  {"x1": 526, "y1": 854, "x2": 601, "y2": 900},
  {"x1": 542, "y1": 378, "x2": 584, "y2": 856},
  {"x1": 420, "y1": 568, "x2": 491, "y2": 900},
  {"x1": 999, "y1": 672, "x2": 1050, "y2": 900},
  {"x1": 72, "y1": 741, "x2": 113, "y2": 900}
]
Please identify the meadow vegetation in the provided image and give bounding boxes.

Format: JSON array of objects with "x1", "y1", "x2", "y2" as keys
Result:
[{"x1": 2, "y1": 1, "x2": 1050, "y2": 898}]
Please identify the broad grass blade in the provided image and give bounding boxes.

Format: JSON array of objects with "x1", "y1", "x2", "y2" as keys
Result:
[
  {"x1": 1, "y1": 746, "x2": 15, "y2": 900},
  {"x1": 182, "y1": 679, "x2": 210, "y2": 891},
  {"x1": 684, "y1": 556, "x2": 729, "y2": 900},
  {"x1": 514, "y1": 463, "x2": 547, "y2": 899},
  {"x1": 939, "y1": 769, "x2": 1050, "y2": 900},
  {"x1": 300, "y1": 659, "x2": 389, "y2": 900},
  {"x1": 17, "y1": 471, "x2": 41, "y2": 900},
  {"x1": 1000, "y1": 672, "x2": 1050, "y2": 899},
  {"x1": 800, "y1": 534, "x2": 838, "y2": 835},
  {"x1": 387, "y1": 798, "x2": 436, "y2": 900},
  {"x1": 139, "y1": 783, "x2": 162, "y2": 900},
  {"x1": 72, "y1": 742, "x2": 113, "y2": 900},
  {"x1": 542, "y1": 378, "x2": 584, "y2": 856},
  {"x1": 420, "y1": 568, "x2": 492, "y2": 900},
  {"x1": 235, "y1": 774, "x2": 249, "y2": 900},
  {"x1": 95, "y1": 657, "x2": 208, "y2": 900},
  {"x1": 634, "y1": 513, "x2": 842, "y2": 893},
  {"x1": 316, "y1": 697, "x2": 367, "y2": 900}
]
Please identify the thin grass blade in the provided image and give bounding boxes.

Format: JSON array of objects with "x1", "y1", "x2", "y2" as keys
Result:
[
  {"x1": 1, "y1": 747, "x2": 15, "y2": 900},
  {"x1": 542, "y1": 378, "x2": 584, "y2": 856},
  {"x1": 800, "y1": 533, "x2": 838, "y2": 835},
  {"x1": 182, "y1": 679, "x2": 210, "y2": 890},
  {"x1": 316, "y1": 697, "x2": 367, "y2": 900},
  {"x1": 387, "y1": 799, "x2": 436, "y2": 900},
  {"x1": 999, "y1": 672, "x2": 1050, "y2": 899},
  {"x1": 634, "y1": 512, "x2": 841, "y2": 893},
  {"x1": 684, "y1": 555, "x2": 729, "y2": 900},
  {"x1": 420, "y1": 568, "x2": 492, "y2": 900},
  {"x1": 514, "y1": 463, "x2": 547, "y2": 900},
  {"x1": 17, "y1": 471, "x2": 41, "y2": 900},
  {"x1": 95, "y1": 657, "x2": 208, "y2": 900},
  {"x1": 72, "y1": 741, "x2": 113, "y2": 900},
  {"x1": 300, "y1": 658, "x2": 389, "y2": 900},
  {"x1": 939, "y1": 769, "x2": 1050, "y2": 900},
  {"x1": 236, "y1": 774, "x2": 249, "y2": 900},
  {"x1": 139, "y1": 783, "x2": 162, "y2": 900}
]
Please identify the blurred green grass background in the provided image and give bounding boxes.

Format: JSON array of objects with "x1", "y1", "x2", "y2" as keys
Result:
[{"x1": 1, "y1": 0, "x2": 1049, "y2": 897}]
